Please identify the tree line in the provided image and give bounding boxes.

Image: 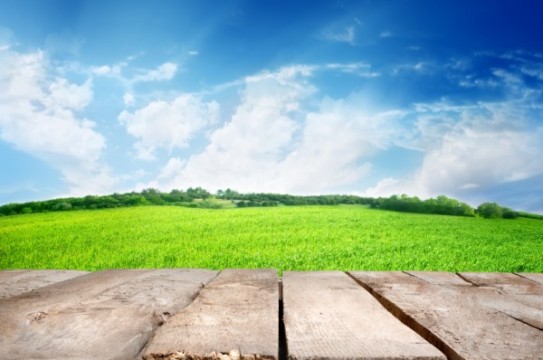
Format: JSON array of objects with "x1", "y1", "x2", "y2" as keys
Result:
[{"x1": 0, "y1": 187, "x2": 541, "y2": 220}]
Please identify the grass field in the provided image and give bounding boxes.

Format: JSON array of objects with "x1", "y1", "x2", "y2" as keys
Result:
[{"x1": 0, "y1": 205, "x2": 542, "y2": 272}]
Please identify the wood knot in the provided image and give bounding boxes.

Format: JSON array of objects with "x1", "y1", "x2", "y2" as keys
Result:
[{"x1": 27, "y1": 311, "x2": 48, "y2": 322}]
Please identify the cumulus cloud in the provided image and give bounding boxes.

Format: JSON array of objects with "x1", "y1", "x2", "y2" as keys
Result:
[
  {"x1": 147, "y1": 66, "x2": 401, "y2": 194},
  {"x1": 366, "y1": 100, "x2": 543, "y2": 200},
  {"x1": 0, "y1": 47, "x2": 115, "y2": 195},
  {"x1": 268, "y1": 98, "x2": 402, "y2": 193},
  {"x1": 118, "y1": 94, "x2": 219, "y2": 160},
  {"x1": 155, "y1": 66, "x2": 313, "y2": 190}
]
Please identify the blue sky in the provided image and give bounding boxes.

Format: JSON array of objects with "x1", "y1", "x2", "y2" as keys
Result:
[{"x1": 1, "y1": 0, "x2": 543, "y2": 213}]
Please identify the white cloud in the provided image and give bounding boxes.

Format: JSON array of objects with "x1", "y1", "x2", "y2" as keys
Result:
[
  {"x1": 0, "y1": 47, "x2": 116, "y2": 195},
  {"x1": 323, "y1": 26, "x2": 355, "y2": 45},
  {"x1": 92, "y1": 65, "x2": 114, "y2": 75},
  {"x1": 366, "y1": 101, "x2": 543, "y2": 199},
  {"x1": 90, "y1": 61, "x2": 177, "y2": 86},
  {"x1": 188, "y1": 50, "x2": 199, "y2": 56},
  {"x1": 132, "y1": 62, "x2": 177, "y2": 83},
  {"x1": 159, "y1": 66, "x2": 312, "y2": 190},
  {"x1": 520, "y1": 65, "x2": 543, "y2": 81},
  {"x1": 118, "y1": 94, "x2": 219, "y2": 160},
  {"x1": 392, "y1": 62, "x2": 435, "y2": 75},
  {"x1": 157, "y1": 157, "x2": 186, "y2": 180},
  {"x1": 123, "y1": 92, "x2": 135, "y2": 106},
  {"x1": 148, "y1": 66, "x2": 401, "y2": 194},
  {"x1": 48, "y1": 78, "x2": 93, "y2": 110},
  {"x1": 325, "y1": 62, "x2": 380, "y2": 78}
]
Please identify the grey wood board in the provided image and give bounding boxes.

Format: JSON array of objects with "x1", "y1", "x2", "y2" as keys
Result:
[
  {"x1": 282, "y1": 271, "x2": 445, "y2": 360},
  {"x1": 350, "y1": 271, "x2": 543, "y2": 360},
  {"x1": 405, "y1": 271, "x2": 471, "y2": 286},
  {"x1": 0, "y1": 270, "x2": 89, "y2": 299},
  {"x1": 143, "y1": 269, "x2": 279, "y2": 360},
  {"x1": 459, "y1": 272, "x2": 535, "y2": 286},
  {"x1": 0, "y1": 269, "x2": 217, "y2": 360},
  {"x1": 350, "y1": 271, "x2": 427, "y2": 287},
  {"x1": 517, "y1": 272, "x2": 543, "y2": 285},
  {"x1": 460, "y1": 272, "x2": 543, "y2": 331}
]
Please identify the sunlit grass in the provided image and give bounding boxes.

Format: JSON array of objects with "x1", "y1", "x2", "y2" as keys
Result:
[{"x1": 1, "y1": 205, "x2": 541, "y2": 272}]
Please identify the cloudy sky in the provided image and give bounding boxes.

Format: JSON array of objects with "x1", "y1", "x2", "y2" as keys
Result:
[{"x1": 1, "y1": 0, "x2": 543, "y2": 213}]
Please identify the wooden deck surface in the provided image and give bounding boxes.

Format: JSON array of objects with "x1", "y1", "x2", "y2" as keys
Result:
[{"x1": 0, "y1": 269, "x2": 542, "y2": 360}]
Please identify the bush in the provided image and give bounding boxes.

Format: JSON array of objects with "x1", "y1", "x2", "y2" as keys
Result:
[
  {"x1": 477, "y1": 202, "x2": 503, "y2": 218},
  {"x1": 502, "y1": 208, "x2": 519, "y2": 219}
]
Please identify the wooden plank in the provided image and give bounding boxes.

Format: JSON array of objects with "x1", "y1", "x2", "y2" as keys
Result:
[
  {"x1": 517, "y1": 272, "x2": 543, "y2": 285},
  {"x1": 405, "y1": 271, "x2": 471, "y2": 286},
  {"x1": 282, "y1": 271, "x2": 445, "y2": 360},
  {"x1": 460, "y1": 272, "x2": 543, "y2": 331},
  {"x1": 0, "y1": 269, "x2": 217, "y2": 360},
  {"x1": 0, "y1": 270, "x2": 89, "y2": 299},
  {"x1": 350, "y1": 271, "x2": 543, "y2": 360},
  {"x1": 143, "y1": 269, "x2": 278, "y2": 360},
  {"x1": 459, "y1": 272, "x2": 535, "y2": 286},
  {"x1": 348, "y1": 271, "x2": 426, "y2": 288}
]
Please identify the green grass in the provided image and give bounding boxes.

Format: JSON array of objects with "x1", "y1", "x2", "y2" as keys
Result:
[{"x1": 1, "y1": 205, "x2": 542, "y2": 272}]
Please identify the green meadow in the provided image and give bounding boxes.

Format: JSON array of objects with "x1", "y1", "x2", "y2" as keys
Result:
[{"x1": 0, "y1": 205, "x2": 542, "y2": 272}]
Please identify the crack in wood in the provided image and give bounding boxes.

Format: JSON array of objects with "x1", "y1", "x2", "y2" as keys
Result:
[
  {"x1": 496, "y1": 309, "x2": 543, "y2": 332},
  {"x1": 346, "y1": 272, "x2": 464, "y2": 360},
  {"x1": 513, "y1": 272, "x2": 543, "y2": 286},
  {"x1": 402, "y1": 271, "x2": 430, "y2": 283},
  {"x1": 135, "y1": 274, "x2": 218, "y2": 360},
  {"x1": 455, "y1": 273, "x2": 479, "y2": 287}
]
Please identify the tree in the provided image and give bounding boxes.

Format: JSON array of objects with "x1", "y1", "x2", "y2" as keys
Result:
[
  {"x1": 502, "y1": 207, "x2": 519, "y2": 219},
  {"x1": 477, "y1": 202, "x2": 503, "y2": 218}
]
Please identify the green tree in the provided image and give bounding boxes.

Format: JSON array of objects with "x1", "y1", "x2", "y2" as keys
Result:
[{"x1": 477, "y1": 202, "x2": 503, "y2": 218}]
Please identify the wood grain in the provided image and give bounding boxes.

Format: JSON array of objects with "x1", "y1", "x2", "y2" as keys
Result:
[
  {"x1": 0, "y1": 269, "x2": 217, "y2": 360},
  {"x1": 351, "y1": 271, "x2": 543, "y2": 360},
  {"x1": 143, "y1": 269, "x2": 278, "y2": 360},
  {"x1": 0, "y1": 270, "x2": 88, "y2": 299},
  {"x1": 405, "y1": 271, "x2": 471, "y2": 286},
  {"x1": 283, "y1": 271, "x2": 445, "y2": 360}
]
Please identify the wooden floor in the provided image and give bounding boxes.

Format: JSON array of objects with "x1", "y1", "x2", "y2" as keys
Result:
[{"x1": 0, "y1": 270, "x2": 542, "y2": 360}]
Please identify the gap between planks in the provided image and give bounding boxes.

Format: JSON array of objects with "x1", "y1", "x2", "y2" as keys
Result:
[{"x1": 345, "y1": 272, "x2": 463, "y2": 360}]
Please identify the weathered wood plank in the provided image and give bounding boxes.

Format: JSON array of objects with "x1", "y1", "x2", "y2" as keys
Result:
[
  {"x1": 350, "y1": 271, "x2": 427, "y2": 288},
  {"x1": 350, "y1": 271, "x2": 543, "y2": 360},
  {"x1": 0, "y1": 269, "x2": 217, "y2": 360},
  {"x1": 405, "y1": 271, "x2": 471, "y2": 286},
  {"x1": 0, "y1": 270, "x2": 89, "y2": 299},
  {"x1": 460, "y1": 272, "x2": 543, "y2": 331},
  {"x1": 459, "y1": 272, "x2": 535, "y2": 286},
  {"x1": 283, "y1": 271, "x2": 445, "y2": 360},
  {"x1": 143, "y1": 269, "x2": 278, "y2": 360},
  {"x1": 517, "y1": 272, "x2": 543, "y2": 286}
]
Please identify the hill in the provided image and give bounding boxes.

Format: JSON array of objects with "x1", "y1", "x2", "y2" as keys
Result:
[{"x1": 1, "y1": 205, "x2": 541, "y2": 272}]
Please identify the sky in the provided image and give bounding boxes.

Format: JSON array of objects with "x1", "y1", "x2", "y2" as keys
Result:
[{"x1": 1, "y1": 0, "x2": 543, "y2": 213}]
